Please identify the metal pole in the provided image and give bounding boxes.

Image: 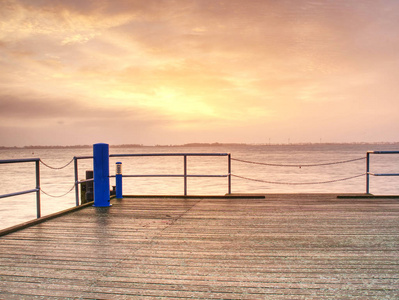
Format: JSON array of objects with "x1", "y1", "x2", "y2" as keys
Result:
[
  {"x1": 184, "y1": 155, "x2": 187, "y2": 196},
  {"x1": 35, "y1": 160, "x2": 41, "y2": 218},
  {"x1": 74, "y1": 157, "x2": 79, "y2": 206},
  {"x1": 367, "y1": 152, "x2": 371, "y2": 194},
  {"x1": 228, "y1": 153, "x2": 231, "y2": 194}
]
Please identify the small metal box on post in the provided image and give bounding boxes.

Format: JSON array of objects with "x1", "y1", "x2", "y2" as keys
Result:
[{"x1": 116, "y1": 162, "x2": 123, "y2": 199}]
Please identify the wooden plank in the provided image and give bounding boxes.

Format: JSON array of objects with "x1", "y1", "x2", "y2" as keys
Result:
[{"x1": 1, "y1": 194, "x2": 399, "y2": 299}]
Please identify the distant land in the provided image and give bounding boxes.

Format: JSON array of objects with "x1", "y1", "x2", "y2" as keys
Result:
[{"x1": 1, "y1": 142, "x2": 398, "y2": 150}]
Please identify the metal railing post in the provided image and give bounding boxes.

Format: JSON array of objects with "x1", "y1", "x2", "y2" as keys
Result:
[
  {"x1": 35, "y1": 160, "x2": 41, "y2": 218},
  {"x1": 228, "y1": 153, "x2": 231, "y2": 194},
  {"x1": 74, "y1": 157, "x2": 79, "y2": 206},
  {"x1": 184, "y1": 155, "x2": 187, "y2": 196},
  {"x1": 366, "y1": 152, "x2": 370, "y2": 194}
]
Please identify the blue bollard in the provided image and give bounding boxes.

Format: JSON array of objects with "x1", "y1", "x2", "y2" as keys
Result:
[
  {"x1": 116, "y1": 162, "x2": 122, "y2": 199},
  {"x1": 93, "y1": 143, "x2": 111, "y2": 207}
]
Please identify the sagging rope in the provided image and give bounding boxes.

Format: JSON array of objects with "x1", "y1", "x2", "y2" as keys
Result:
[
  {"x1": 231, "y1": 156, "x2": 366, "y2": 168},
  {"x1": 39, "y1": 158, "x2": 74, "y2": 170},
  {"x1": 40, "y1": 183, "x2": 76, "y2": 198},
  {"x1": 36, "y1": 158, "x2": 77, "y2": 197},
  {"x1": 232, "y1": 173, "x2": 366, "y2": 185}
]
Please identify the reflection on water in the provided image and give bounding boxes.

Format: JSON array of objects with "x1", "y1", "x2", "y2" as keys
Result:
[{"x1": 1, "y1": 144, "x2": 398, "y2": 230}]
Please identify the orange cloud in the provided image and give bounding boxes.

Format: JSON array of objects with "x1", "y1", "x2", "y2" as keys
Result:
[{"x1": 1, "y1": 0, "x2": 399, "y2": 146}]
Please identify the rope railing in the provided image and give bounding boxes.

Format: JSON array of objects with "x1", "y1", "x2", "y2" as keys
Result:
[
  {"x1": 38, "y1": 158, "x2": 77, "y2": 198},
  {"x1": 231, "y1": 156, "x2": 366, "y2": 167},
  {"x1": 39, "y1": 155, "x2": 369, "y2": 196},
  {"x1": 40, "y1": 158, "x2": 75, "y2": 170},
  {"x1": 40, "y1": 184, "x2": 76, "y2": 198},
  {"x1": 2, "y1": 149, "x2": 396, "y2": 222},
  {"x1": 231, "y1": 173, "x2": 366, "y2": 185},
  {"x1": 230, "y1": 156, "x2": 367, "y2": 186}
]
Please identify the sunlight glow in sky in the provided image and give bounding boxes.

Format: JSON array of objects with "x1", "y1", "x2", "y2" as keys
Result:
[{"x1": 1, "y1": 0, "x2": 399, "y2": 146}]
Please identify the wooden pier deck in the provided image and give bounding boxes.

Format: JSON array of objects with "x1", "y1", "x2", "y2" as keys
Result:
[{"x1": 1, "y1": 194, "x2": 399, "y2": 299}]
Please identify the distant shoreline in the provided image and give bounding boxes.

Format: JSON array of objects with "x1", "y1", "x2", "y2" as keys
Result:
[{"x1": 1, "y1": 142, "x2": 398, "y2": 150}]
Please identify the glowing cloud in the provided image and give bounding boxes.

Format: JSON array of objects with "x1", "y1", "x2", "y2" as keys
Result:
[{"x1": 1, "y1": 0, "x2": 399, "y2": 146}]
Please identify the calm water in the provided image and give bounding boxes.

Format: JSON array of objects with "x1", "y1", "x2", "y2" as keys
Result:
[{"x1": 1, "y1": 144, "x2": 398, "y2": 230}]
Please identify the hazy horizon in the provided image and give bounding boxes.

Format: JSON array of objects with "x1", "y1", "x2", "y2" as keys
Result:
[
  {"x1": 2, "y1": 141, "x2": 399, "y2": 149},
  {"x1": 1, "y1": 0, "x2": 399, "y2": 146}
]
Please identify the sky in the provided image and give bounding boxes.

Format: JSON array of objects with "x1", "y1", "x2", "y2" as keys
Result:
[{"x1": 1, "y1": 0, "x2": 399, "y2": 146}]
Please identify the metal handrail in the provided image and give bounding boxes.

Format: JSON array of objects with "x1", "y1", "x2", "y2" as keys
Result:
[
  {"x1": 109, "y1": 153, "x2": 229, "y2": 157},
  {"x1": 2, "y1": 149, "x2": 397, "y2": 219},
  {"x1": 366, "y1": 150, "x2": 399, "y2": 194},
  {"x1": 73, "y1": 153, "x2": 231, "y2": 203},
  {"x1": 0, "y1": 158, "x2": 41, "y2": 218},
  {"x1": 109, "y1": 153, "x2": 231, "y2": 196},
  {"x1": 1, "y1": 152, "x2": 232, "y2": 221}
]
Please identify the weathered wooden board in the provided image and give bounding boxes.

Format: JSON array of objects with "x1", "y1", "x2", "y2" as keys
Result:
[{"x1": 1, "y1": 194, "x2": 398, "y2": 299}]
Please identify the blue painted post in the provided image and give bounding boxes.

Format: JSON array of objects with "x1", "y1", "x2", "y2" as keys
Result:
[
  {"x1": 116, "y1": 162, "x2": 123, "y2": 199},
  {"x1": 93, "y1": 143, "x2": 111, "y2": 207}
]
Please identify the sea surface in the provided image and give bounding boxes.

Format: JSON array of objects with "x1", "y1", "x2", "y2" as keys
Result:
[{"x1": 1, "y1": 143, "x2": 398, "y2": 230}]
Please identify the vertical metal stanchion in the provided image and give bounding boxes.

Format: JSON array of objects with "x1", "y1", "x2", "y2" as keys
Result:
[
  {"x1": 366, "y1": 152, "x2": 370, "y2": 194},
  {"x1": 74, "y1": 157, "x2": 79, "y2": 206},
  {"x1": 35, "y1": 160, "x2": 41, "y2": 218},
  {"x1": 184, "y1": 155, "x2": 187, "y2": 196},
  {"x1": 228, "y1": 153, "x2": 231, "y2": 194},
  {"x1": 93, "y1": 143, "x2": 111, "y2": 207},
  {"x1": 116, "y1": 162, "x2": 123, "y2": 199}
]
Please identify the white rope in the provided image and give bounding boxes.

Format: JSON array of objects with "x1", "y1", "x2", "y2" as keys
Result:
[
  {"x1": 231, "y1": 156, "x2": 366, "y2": 167},
  {"x1": 231, "y1": 173, "x2": 366, "y2": 185},
  {"x1": 40, "y1": 158, "x2": 74, "y2": 170},
  {"x1": 40, "y1": 184, "x2": 76, "y2": 198}
]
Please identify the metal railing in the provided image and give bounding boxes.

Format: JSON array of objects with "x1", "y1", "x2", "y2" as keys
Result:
[
  {"x1": 2, "y1": 149, "x2": 396, "y2": 221},
  {"x1": 366, "y1": 151, "x2": 399, "y2": 194},
  {"x1": 73, "y1": 153, "x2": 231, "y2": 204},
  {"x1": 0, "y1": 158, "x2": 41, "y2": 218},
  {"x1": 73, "y1": 156, "x2": 93, "y2": 207},
  {"x1": 109, "y1": 153, "x2": 232, "y2": 196}
]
